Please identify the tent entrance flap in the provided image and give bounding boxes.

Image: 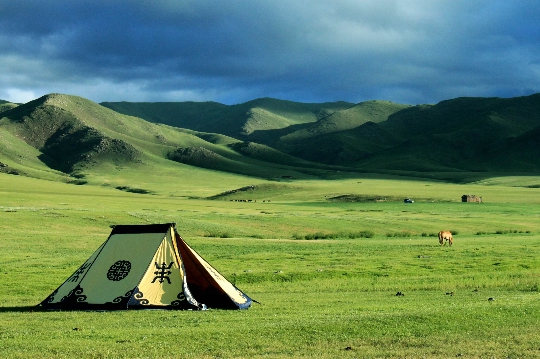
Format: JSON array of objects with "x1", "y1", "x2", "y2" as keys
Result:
[{"x1": 176, "y1": 232, "x2": 253, "y2": 309}]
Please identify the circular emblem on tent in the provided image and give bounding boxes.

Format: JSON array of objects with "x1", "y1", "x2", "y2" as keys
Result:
[{"x1": 107, "y1": 260, "x2": 131, "y2": 281}]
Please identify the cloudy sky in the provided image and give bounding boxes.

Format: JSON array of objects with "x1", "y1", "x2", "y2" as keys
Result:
[{"x1": 1, "y1": 0, "x2": 540, "y2": 105}]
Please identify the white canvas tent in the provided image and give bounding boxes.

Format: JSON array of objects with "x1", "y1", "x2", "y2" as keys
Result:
[{"x1": 40, "y1": 223, "x2": 253, "y2": 310}]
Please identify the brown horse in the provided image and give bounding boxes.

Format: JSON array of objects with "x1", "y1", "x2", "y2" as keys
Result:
[{"x1": 438, "y1": 231, "x2": 453, "y2": 246}]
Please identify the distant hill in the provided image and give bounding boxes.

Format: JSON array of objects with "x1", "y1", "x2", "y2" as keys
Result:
[
  {"x1": 354, "y1": 94, "x2": 540, "y2": 171},
  {"x1": 278, "y1": 100, "x2": 409, "y2": 141},
  {"x1": 272, "y1": 101, "x2": 409, "y2": 164},
  {"x1": 100, "y1": 101, "x2": 229, "y2": 132},
  {"x1": 0, "y1": 94, "x2": 336, "y2": 183},
  {"x1": 104, "y1": 94, "x2": 540, "y2": 173},
  {"x1": 1, "y1": 93, "x2": 539, "y2": 186},
  {"x1": 102, "y1": 98, "x2": 353, "y2": 142}
]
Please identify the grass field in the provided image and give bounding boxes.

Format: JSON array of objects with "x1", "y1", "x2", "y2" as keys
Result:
[{"x1": 1, "y1": 172, "x2": 539, "y2": 358}]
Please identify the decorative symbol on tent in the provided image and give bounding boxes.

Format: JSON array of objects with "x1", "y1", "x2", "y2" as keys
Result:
[
  {"x1": 112, "y1": 290, "x2": 134, "y2": 304},
  {"x1": 61, "y1": 285, "x2": 87, "y2": 303},
  {"x1": 68, "y1": 262, "x2": 91, "y2": 282},
  {"x1": 152, "y1": 262, "x2": 174, "y2": 284},
  {"x1": 133, "y1": 290, "x2": 149, "y2": 305},
  {"x1": 106, "y1": 260, "x2": 131, "y2": 281},
  {"x1": 44, "y1": 289, "x2": 59, "y2": 304},
  {"x1": 171, "y1": 291, "x2": 186, "y2": 306}
]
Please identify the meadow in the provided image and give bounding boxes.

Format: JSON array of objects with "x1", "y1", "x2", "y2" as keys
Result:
[{"x1": 1, "y1": 172, "x2": 539, "y2": 358}]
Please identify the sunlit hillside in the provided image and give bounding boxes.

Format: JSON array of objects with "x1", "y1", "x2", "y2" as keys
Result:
[{"x1": 0, "y1": 94, "x2": 343, "y2": 189}]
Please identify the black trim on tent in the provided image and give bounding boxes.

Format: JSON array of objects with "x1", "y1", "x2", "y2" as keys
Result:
[{"x1": 110, "y1": 223, "x2": 175, "y2": 235}]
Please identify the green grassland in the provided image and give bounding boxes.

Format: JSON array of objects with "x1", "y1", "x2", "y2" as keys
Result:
[
  {"x1": 1, "y1": 92, "x2": 539, "y2": 357},
  {"x1": 1, "y1": 172, "x2": 539, "y2": 358}
]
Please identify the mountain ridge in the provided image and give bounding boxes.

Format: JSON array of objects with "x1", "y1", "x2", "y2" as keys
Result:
[{"x1": 1, "y1": 93, "x2": 539, "y2": 186}]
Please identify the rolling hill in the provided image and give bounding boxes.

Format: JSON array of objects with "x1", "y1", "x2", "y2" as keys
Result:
[
  {"x1": 104, "y1": 94, "x2": 540, "y2": 173},
  {"x1": 102, "y1": 98, "x2": 353, "y2": 142},
  {"x1": 1, "y1": 93, "x2": 539, "y2": 187},
  {"x1": 353, "y1": 94, "x2": 540, "y2": 172},
  {"x1": 0, "y1": 94, "x2": 343, "y2": 187}
]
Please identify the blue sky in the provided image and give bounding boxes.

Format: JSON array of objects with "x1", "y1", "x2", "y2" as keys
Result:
[{"x1": 1, "y1": 0, "x2": 539, "y2": 105}]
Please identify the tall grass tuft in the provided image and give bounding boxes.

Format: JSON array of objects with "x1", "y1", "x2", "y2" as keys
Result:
[
  {"x1": 386, "y1": 231, "x2": 413, "y2": 237},
  {"x1": 294, "y1": 230, "x2": 374, "y2": 240},
  {"x1": 204, "y1": 231, "x2": 232, "y2": 238}
]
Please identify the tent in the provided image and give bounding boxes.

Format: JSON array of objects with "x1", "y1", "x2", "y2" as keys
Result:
[{"x1": 40, "y1": 223, "x2": 253, "y2": 310}]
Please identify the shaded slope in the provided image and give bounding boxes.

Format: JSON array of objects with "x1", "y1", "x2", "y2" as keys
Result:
[
  {"x1": 1, "y1": 94, "x2": 142, "y2": 173},
  {"x1": 100, "y1": 101, "x2": 228, "y2": 131},
  {"x1": 381, "y1": 94, "x2": 540, "y2": 139},
  {"x1": 485, "y1": 125, "x2": 540, "y2": 171},
  {"x1": 165, "y1": 145, "x2": 310, "y2": 179},
  {"x1": 283, "y1": 121, "x2": 398, "y2": 165},
  {"x1": 269, "y1": 101, "x2": 409, "y2": 165},
  {"x1": 228, "y1": 141, "x2": 318, "y2": 167},
  {"x1": 0, "y1": 126, "x2": 67, "y2": 180},
  {"x1": 350, "y1": 94, "x2": 540, "y2": 172}
]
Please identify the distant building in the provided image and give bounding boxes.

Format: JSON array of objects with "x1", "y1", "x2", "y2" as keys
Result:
[{"x1": 462, "y1": 194, "x2": 482, "y2": 203}]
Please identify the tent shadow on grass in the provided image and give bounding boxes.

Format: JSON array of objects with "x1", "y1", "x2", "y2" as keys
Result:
[{"x1": 0, "y1": 306, "x2": 42, "y2": 312}]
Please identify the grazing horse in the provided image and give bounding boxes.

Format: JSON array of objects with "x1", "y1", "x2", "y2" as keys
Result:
[{"x1": 438, "y1": 231, "x2": 453, "y2": 246}]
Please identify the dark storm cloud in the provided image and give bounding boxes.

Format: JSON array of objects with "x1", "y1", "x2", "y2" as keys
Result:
[{"x1": 1, "y1": 0, "x2": 540, "y2": 104}]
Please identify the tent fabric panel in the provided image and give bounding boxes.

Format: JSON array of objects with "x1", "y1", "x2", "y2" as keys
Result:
[
  {"x1": 75, "y1": 232, "x2": 166, "y2": 305},
  {"x1": 129, "y1": 229, "x2": 199, "y2": 309},
  {"x1": 41, "y1": 241, "x2": 107, "y2": 306},
  {"x1": 176, "y1": 233, "x2": 253, "y2": 309}
]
